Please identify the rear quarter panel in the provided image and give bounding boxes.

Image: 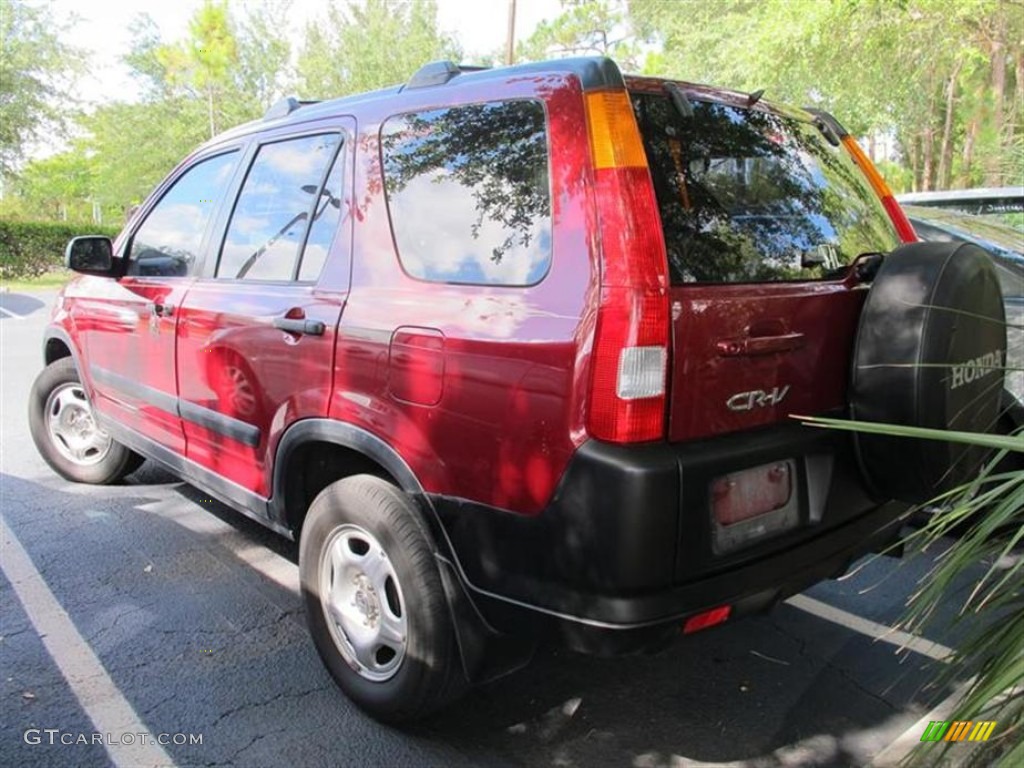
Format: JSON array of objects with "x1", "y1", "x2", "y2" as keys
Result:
[{"x1": 332, "y1": 73, "x2": 600, "y2": 514}]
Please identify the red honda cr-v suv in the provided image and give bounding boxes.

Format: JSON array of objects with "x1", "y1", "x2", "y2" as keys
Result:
[{"x1": 30, "y1": 57, "x2": 1006, "y2": 721}]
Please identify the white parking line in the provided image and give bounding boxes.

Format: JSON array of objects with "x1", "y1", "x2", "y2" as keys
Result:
[
  {"x1": 787, "y1": 593, "x2": 955, "y2": 662},
  {"x1": 0, "y1": 516, "x2": 176, "y2": 768},
  {"x1": 0, "y1": 305, "x2": 26, "y2": 319}
]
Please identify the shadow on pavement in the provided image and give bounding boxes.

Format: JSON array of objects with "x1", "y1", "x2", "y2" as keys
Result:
[{"x1": 1, "y1": 469, "x2": 966, "y2": 768}]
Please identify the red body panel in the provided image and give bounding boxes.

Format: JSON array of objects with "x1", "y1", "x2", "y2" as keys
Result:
[
  {"x1": 328, "y1": 74, "x2": 600, "y2": 514},
  {"x1": 69, "y1": 275, "x2": 190, "y2": 453},
  {"x1": 668, "y1": 279, "x2": 867, "y2": 442},
  {"x1": 175, "y1": 283, "x2": 345, "y2": 496}
]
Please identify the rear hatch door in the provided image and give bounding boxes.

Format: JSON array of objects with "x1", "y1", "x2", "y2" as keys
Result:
[{"x1": 629, "y1": 86, "x2": 901, "y2": 442}]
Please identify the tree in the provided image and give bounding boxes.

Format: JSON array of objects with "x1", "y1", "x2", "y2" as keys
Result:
[
  {"x1": 518, "y1": 0, "x2": 641, "y2": 70},
  {"x1": 154, "y1": 1, "x2": 239, "y2": 138},
  {"x1": 16, "y1": 148, "x2": 93, "y2": 221},
  {"x1": 0, "y1": 0, "x2": 83, "y2": 177},
  {"x1": 297, "y1": 0, "x2": 460, "y2": 98},
  {"x1": 82, "y1": 2, "x2": 294, "y2": 213},
  {"x1": 231, "y1": 0, "x2": 294, "y2": 123},
  {"x1": 628, "y1": 0, "x2": 1024, "y2": 191}
]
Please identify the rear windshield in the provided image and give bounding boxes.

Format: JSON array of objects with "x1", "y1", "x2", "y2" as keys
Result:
[{"x1": 631, "y1": 93, "x2": 900, "y2": 285}]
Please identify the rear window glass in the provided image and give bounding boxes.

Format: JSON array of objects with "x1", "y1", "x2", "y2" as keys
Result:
[
  {"x1": 381, "y1": 100, "x2": 551, "y2": 286},
  {"x1": 631, "y1": 93, "x2": 899, "y2": 285}
]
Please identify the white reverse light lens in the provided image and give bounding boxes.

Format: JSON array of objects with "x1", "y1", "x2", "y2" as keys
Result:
[{"x1": 616, "y1": 346, "x2": 666, "y2": 399}]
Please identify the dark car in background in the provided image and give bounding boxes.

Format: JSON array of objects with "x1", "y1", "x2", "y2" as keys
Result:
[{"x1": 903, "y1": 204, "x2": 1023, "y2": 426}]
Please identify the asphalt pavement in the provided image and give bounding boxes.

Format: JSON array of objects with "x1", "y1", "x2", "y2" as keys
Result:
[{"x1": 0, "y1": 288, "x2": 989, "y2": 767}]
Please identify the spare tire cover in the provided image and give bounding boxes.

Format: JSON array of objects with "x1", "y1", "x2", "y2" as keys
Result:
[{"x1": 851, "y1": 241, "x2": 1007, "y2": 504}]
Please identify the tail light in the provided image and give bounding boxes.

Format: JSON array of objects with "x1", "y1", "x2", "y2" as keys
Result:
[
  {"x1": 841, "y1": 135, "x2": 917, "y2": 243},
  {"x1": 584, "y1": 89, "x2": 670, "y2": 443}
]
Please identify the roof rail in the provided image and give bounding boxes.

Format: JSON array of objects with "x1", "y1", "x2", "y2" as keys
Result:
[
  {"x1": 404, "y1": 61, "x2": 490, "y2": 90},
  {"x1": 263, "y1": 97, "x2": 319, "y2": 121}
]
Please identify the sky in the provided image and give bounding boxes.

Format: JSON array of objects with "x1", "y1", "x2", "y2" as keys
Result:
[{"x1": 47, "y1": 0, "x2": 563, "y2": 107}]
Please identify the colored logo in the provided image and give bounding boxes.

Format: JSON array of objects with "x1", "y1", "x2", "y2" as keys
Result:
[{"x1": 920, "y1": 720, "x2": 997, "y2": 743}]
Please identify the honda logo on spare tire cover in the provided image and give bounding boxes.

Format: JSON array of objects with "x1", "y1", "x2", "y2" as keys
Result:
[{"x1": 850, "y1": 241, "x2": 1007, "y2": 505}]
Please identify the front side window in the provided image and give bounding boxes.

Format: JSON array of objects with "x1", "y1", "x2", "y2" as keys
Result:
[
  {"x1": 217, "y1": 134, "x2": 342, "y2": 281},
  {"x1": 381, "y1": 100, "x2": 552, "y2": 286},
  {"x1": 127, "y1": 152, "x2": 238, "y2": 278}
]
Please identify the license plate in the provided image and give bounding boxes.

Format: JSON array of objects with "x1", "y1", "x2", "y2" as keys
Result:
[{"x1": 711, "y1": 460, "x2": 800, "y2": 553}]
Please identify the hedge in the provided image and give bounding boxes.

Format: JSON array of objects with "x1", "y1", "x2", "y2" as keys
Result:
[{"x1": 0, "y1": 220, "x2": 122, "y2": 280}]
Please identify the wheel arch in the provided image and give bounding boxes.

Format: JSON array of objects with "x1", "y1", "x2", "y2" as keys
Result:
[
  {"x1": 269, "y1": 420, "x2": 428, "y2": 538},
  {"x1": 44, "y1": 327, "x2": 78, "y2": 366},
  {"x1": 274, "y1": 419, "x2": 529, "y2": 686},
  {"x1": 43, "y1": 327, "x2": 94, "y2": 397}
]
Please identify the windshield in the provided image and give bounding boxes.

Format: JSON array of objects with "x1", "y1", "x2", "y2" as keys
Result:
[{"x1": 631, "y1": 93, "x2": 900, "y2": 285}]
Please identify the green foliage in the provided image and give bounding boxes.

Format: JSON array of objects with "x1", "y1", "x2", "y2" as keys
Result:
[
  {"x1": 518, "y1": 0, "x2": 640, "y2": 70},
  {"x1": 0, "y1": 220, "x2": 120, "y2": 279},
  {"x1": 16, "y1": 148, "x2": 94, "y2": 221},
  {"x1": 296, "y1": 0, "x2": 460, "y2": 97},
  {"x1": 627, "y1": 0, "x2": 1024, "y2": 190},
  {"x1": 0, "y1": 0, "x2": 83, "y2": 176},
  {"x1": 5, "y1": 0, "x2": 1020, "y2": 216},
  {"x1": 81, "y1": 2, "x2": 293, "y2": 213},
  {"x1": 83, "y1": 99, "x2": 208, "y2": 213},
  {"x1": 804, "y1": 415, "x2": 1023, "y2": 766}
]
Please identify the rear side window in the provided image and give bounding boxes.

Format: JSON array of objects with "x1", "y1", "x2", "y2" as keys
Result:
[
  {"x1": 381, "y1": 100, "x2": 551, "y2": 286},
  {"x1": 127, "y1": 152, "x2": 238, "y2": 278},
  {"x1": 631, "y1": 93, "x2": 899, "y2": 284},
  {"x1": 217, "y1": 133, "x2": 341, "y2": 281}
]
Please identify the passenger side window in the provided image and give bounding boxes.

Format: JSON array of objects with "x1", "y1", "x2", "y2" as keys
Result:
[
  {"x1": 217, "y1": 134, "x2": 342, "y2": 281},
  {"x1": 381, "y1": 100, "x2": 552, "y2": 286},
  {"x1": 127, "y1": 152, "x2": 238, "y2": 278},
  {"x1": 298, "y1": 149, "x2": 346, "y2": 282}
]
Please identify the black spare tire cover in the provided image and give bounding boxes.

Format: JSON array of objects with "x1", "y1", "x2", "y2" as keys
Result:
[{"x1": 851, "y1": 241, "x2": 1007, "y2": 504}]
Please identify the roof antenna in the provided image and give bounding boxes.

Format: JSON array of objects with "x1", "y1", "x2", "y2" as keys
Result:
[{"x1": 747, "y1": 89, "x2": 765, "y2": 107}]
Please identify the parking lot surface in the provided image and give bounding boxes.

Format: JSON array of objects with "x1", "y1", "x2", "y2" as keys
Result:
[{"x1": 0, "y1": 290, "x2": 983, "y2": 767}]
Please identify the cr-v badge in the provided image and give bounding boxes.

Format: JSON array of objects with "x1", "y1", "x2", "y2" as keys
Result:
[{"x1": 727, "y1": 386, "x2": 791, "y2": 412}]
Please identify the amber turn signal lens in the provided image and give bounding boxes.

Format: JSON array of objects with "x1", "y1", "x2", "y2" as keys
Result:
[{"x1": 585, "y1": 90, "x2": 649, "y2": 170}]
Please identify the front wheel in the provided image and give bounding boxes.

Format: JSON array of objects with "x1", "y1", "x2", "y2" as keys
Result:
[
  {"x1": 299, "y1": 475, "x2": 463, "y2": 721},
  {"x1": 28, "y1": 358, "x2": 143, "y2": 484}
]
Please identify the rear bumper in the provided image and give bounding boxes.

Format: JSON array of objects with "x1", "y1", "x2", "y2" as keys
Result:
[{"x1": 432, "y1": 423, "x2": 907, "y2": 650}]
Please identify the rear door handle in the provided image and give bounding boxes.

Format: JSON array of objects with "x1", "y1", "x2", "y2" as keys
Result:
[
  {"x1": 147, "y1": 302, "x2": 174, "y2": 318},
  {"x1": 273, "y1": 317, "x2": 325, "y2": 336},
  {"x1": 717, "y1": 332, "x2": 805, "y2": 357}
]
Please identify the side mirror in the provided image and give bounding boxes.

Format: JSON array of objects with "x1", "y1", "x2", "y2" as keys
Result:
[{"x1": 65, "y1": 236, "x2": 115, "y2": 276}]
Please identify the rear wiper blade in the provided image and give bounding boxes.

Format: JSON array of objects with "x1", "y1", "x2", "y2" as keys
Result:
[{"x1": 664, "y1": 83, "x2": 694, "y2": 119}]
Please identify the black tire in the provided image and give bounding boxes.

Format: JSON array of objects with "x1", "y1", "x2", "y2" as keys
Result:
[
  {"x1": 851, "y1": 241, "x2": 1007, "y2": 504},
  {"x1": 28, "y1": 358, "x2": 143, "y2": 485},
  {"x1": 299, "y1": 475, "x2": 463, "y2": 722}
]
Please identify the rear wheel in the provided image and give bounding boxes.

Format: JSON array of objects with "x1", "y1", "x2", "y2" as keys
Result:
[
  {"x1": 299, "y1": 475, "x2": 463, "y2": 721},
  {"x1": 28, "y1": 358, "x2": 143, "y2": 484}
]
